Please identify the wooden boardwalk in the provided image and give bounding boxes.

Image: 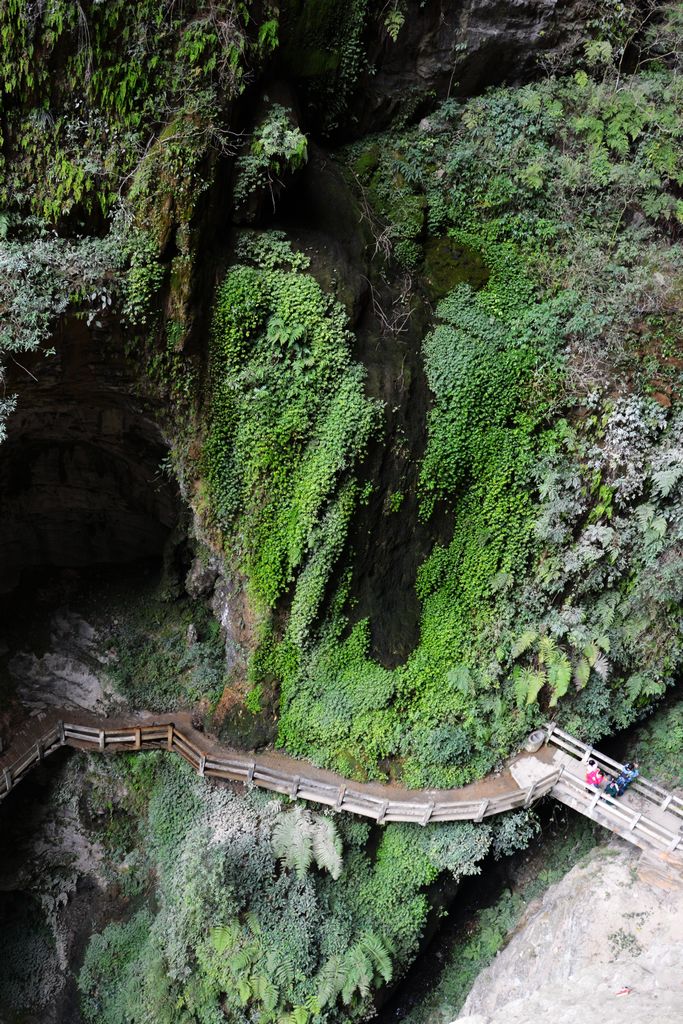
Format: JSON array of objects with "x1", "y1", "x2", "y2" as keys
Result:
[{"x1": 1, "y1": 712, "x2": 681, "y2": 872}]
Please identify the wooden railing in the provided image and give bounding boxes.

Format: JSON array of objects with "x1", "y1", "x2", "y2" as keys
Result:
[
  {"x1": 546, "y1": 724, "x2": 683, "y2": 825},
  {"x1": 545, "y1": 724, "x2": 683, "y2": 855},
  {"x1": 0, "y1": 719, "x2": 561, "y2": 825},
  {"x1": 1, "y1": 719, "x2": 681, "y2": 861},
  {"x1": 552, "y1": 770, "x2": 683, "y2": 854}
]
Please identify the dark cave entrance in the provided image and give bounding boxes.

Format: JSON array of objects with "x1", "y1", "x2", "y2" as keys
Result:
[{"x1": 0, "y1": 318, "x2": 179, "y2": 601}]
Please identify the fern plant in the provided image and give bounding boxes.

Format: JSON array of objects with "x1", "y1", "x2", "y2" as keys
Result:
[
  {"x1": 510, "y1": 630, "x2": 608, "y2": 708},
  {"x1": 272, "y1": 807, "x2": 343, "y2": 879},
  {"x1": 316, "y1": 931, "x2": 393, "y2": 1009}
]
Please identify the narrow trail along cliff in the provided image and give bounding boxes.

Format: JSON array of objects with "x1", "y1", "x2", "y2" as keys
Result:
[{"x1": 2, "y1": 709, "x2": 682, "y2": 877}]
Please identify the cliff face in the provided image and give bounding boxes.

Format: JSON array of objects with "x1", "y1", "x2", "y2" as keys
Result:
[
  {"x1": 455, "y1": 845, "x2": 683, "y2": 1024},
  {"x1": 3, "y1": 5, "x2": 683, "y2": 1022},
  {"x1": 356, "y1": 0, "x2": 591, "y2": 127}
]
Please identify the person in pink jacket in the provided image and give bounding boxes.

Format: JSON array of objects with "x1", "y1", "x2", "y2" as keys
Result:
[{"x1": 585, "y1": 759, "x2": 606, "y2": 787}]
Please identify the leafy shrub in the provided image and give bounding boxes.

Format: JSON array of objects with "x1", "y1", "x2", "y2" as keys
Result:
[
  {"x1": 77, "y1": 756, "x2": 498, "y2": 1024},
  {"x1": 270, "y1": 57, "x2": 683, "y2": 784},
  {"x1": 234, "y1": 104, "x2": 308, "y2": 206}
]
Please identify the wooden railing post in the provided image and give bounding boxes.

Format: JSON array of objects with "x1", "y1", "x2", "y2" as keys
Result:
[
  {"x1": 421, "y1": 801, "x2": 435, "y2": 826},
  {"x1": 475, "y1": 799, "x2": 489, "y2": 822},
  {"x1": 1, "y1": 712, "x2": 682, "y2": 864}
]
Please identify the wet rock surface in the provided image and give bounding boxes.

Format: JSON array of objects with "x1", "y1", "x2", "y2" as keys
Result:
[
  {"x1": 0, "y1": 317, "x2": 178, "y2": 595},
  {"x1": 0, "y1": 755, "x2": 107, "y2": 1024},
  {"x1": 8, "y1": 611, "x2": 118, "y2": 715},
  {"x1": 355, "y1": 0, "x2": 592, "y2": 132}
]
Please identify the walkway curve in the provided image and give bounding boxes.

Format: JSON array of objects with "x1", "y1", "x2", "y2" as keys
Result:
[
  {"x1": 0, "y1": 709, "x2": 558, "y2": 824},
  {"x1": 1, "y1": 710, "x2": 682, "y2": 872}
]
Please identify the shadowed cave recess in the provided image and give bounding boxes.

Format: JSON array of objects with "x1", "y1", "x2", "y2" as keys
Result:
[{"x1": 0, "y1": 319, "x2": 179, "y2": 601}]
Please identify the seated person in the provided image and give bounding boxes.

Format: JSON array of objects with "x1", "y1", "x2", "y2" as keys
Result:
[{"x1": 585, "y1": 759, "x2": 606, "y2": 787}]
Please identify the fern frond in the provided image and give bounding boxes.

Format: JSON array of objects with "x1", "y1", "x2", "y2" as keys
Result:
[
  {"x1": 359, "y1": 932, "x2": 393, "y2": 984},
  {"x1": 311, "y1": 817, "x2": 343, "y2": 879},
  {"x1": 291, "y1": 1006, "x2": 309, "y2": 1024},
  {"x1": 229, "y1": 945, "x2": 256, "y2": 976},
  {"x1": 593, "y1": 653, "x2": 610, "y2": 680},
  {"x1": 511, "y1": 629, "x2": 537, "y2": 660},
  {"x1": 245, "y1": 911, "x2": 262, "y2": 936},
  {"x1": 304, "y1": 994, "x2": 321, "y2": 1016},
  {"x1": 272, "y1": 807, "x2": 314, "y2": 878},
  {"x1": 446, "y1": 664, "x2": 474, "y2": 695},
  {"x1": 635, "y1": 503, "x2": 656, "y2": 530},
  {"x1": 652, "y1": 465, "x2": 682, "y2": 498},
  {"x1": 537, "y1": 635, "x2": 557, "y2": 665},
  {"x1": 237, "y1": 977, "x2": 252, "y2": 1005},
  {"x1": 574, "y1": 657, "x2": 590, "y2": 689},
  {"x1": 342, "y1": 946, "x2": 373, "y2": 1004},
  {"x1": 583, "y1": 642, "x2": 599, "y2": 667},
  {"x1": 252, "y1": 974, "x2": 279, "y2": 1013},
  {"x1": 526, "y1": 670, "x2": 546, "y2": 705},
  {"x1": 210, "y1": 923, "x2": 239, "y2": 955},
  {"x1": 626, "y1": 672, "x2": 644, "y2": 701},
  {"x1": 316, "y1": 955, "x2": 346, "y2": 1007},
  {"x1": 548, "y1": 655, "x2": 571, "y2": 707}
]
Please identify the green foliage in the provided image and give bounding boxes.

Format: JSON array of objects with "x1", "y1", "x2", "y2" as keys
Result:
[
  {"x1": 203, "y1": 238, "x2": 381, "y2": 637},
  {"x1": 0, "y1": 216, "x2": 122, "y2": 440},
  {"x1": 76, "y1": 757, "x2": 497, "y2": 1024},
  {"x1": 272, "y1": 806, "x2": 343, "y2": 879},
  {"x1": 0, "y1": 0, "x2": 254, "y2": 222},
  {"x1": 79, "y1": 911, "x2": 155, "y2": 1024},
  {"x1": 269, "y1": 57, "x2": 683, "y2": 784},
  {"x1": 316, "y1": 931, "x2": 393, "y2": 1008},
  {"x1": 632, "y1": 699, "x2": 683, "y2": 787},
  {"x1": 274, "y1": 236, "x2": 563, "y2": 785},
  {"x1": 234, "y1": 104, "x2": 308, "y2": 206},
  {"x1": 278, "y1": 0, "x2": 370, "y2": 135},
  {"x1": 383, "y1": 3, "x2": 406, "y2": 43},
  {"x1": 103, "y1": 585, "x2": 226, "y2": 711}
]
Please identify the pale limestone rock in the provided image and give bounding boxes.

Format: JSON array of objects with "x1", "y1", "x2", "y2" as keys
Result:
[
  {"x1": 454, "y1": 845, "x2": 683, "y2": 1024},
  {"x1": 9, "y1": 610, "x2": 119, "y2": 713}
]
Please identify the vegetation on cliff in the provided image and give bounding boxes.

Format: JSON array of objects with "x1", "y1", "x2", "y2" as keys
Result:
[
  {"x1": 74, "y1": 752, "x2": 517, "y2": 1024},
  {"x1": 2, "y1": 3, "x2": 683, "y2": 1023},
  {"x1": 262, "y1": 44, "x2": 683, "y2": 786}
]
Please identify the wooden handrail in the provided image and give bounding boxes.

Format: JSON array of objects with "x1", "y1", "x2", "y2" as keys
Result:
[
  {"x1": 545, "y1": 724, "x2": 683, "y2": 821},
  {"x1": 0, "y1": 718, "x2": 561, "y2": 825},
  {"x1": 0, "y1": 717, "x2": 681, "y2": 864}
]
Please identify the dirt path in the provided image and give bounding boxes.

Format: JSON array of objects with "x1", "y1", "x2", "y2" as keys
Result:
[{"x1": 0, "y1": 705, "x2": 551, "y2": 807}]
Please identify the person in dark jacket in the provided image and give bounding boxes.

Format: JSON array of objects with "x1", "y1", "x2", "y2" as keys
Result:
[{"x1": 605, "y1": 761, "x2": 639, "y2": 798}]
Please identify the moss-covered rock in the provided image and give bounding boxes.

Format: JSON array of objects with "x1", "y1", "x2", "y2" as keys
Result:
[{"x1": 423, "y1": 235, "x2": 490, "y2": 300}]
